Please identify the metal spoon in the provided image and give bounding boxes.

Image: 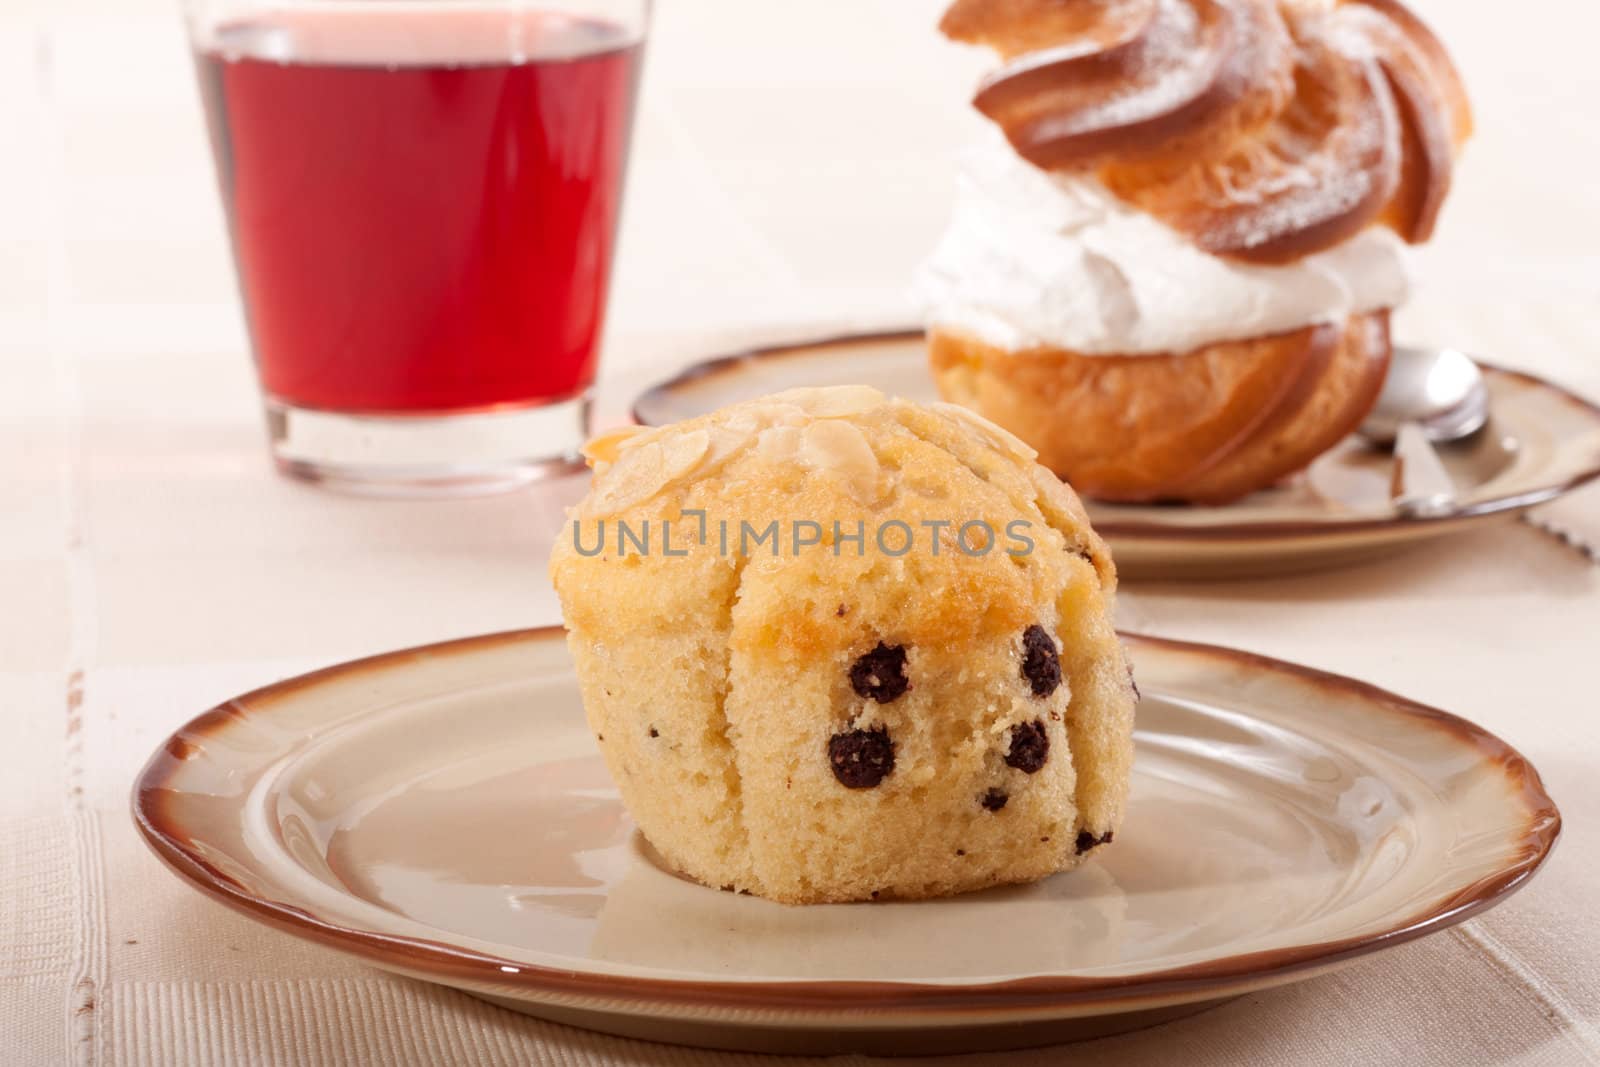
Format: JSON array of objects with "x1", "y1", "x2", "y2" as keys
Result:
[
  {"x1": 1357, "y1": 345, "x2": 1490, "y2": 517},
  {"x1": 1359, "y1": 345, "x2": 1489, "y2": 447}
]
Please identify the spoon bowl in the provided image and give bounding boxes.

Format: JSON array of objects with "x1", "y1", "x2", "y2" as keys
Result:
[{"x1": 1359, "y1": 345, "x2": 1490, "y2": 448}]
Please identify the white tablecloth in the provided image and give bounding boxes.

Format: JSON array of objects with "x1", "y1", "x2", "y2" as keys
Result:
[{"x1": 4, "y1": 0, "x2": 1599, "y2": 1063}]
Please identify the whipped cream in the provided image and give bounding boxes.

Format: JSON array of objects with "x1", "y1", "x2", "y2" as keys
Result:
[{"x1": 913, "y1": 132, "x2": 1410, "y2": 355}]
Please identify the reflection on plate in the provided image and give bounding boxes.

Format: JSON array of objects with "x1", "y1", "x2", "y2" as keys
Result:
[
  {"x1": 134, "y1": 629, "x2": 1558, "y2": 1055},
  {"x1": 631, "y1": 330, "x2": 1600, "y2": 579}
]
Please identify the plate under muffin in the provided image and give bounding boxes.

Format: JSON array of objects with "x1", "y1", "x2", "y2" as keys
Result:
[
  {"x1": 133, "y1": 628, "x2": 1558, "y2": 1056},
  {"x1": 630, "y1": 329, "x2": 1600, "y2": 579}
]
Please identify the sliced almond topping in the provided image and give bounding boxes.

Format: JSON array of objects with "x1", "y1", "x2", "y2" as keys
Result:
[
  {"x1": 800, "y1": 418, "x2": 882, "y2": 503},
  {"x1": 659, "y1": 427, "x2": 710, "y2": 481},
  {"x1": 756, "y1": 424, "x2": 803, "y2": 462},
  {"x1": 704, "y1": 426, "x2": 751, "y2": 470},
  {"x1": 1029, "y1": 463, "x2": 1094, "y2": 533},
  {"x1": 581, "y1": 425, "x2": 651, "y2": 467},
  {"x1": 770, "y1": 384, "x2": 885, "y2": 417},
  {"x1": 587, "y1": 440, "x2": 665, "y2": 517},
  {"x1": 585, "y1": 428, "x2": 711, "y2": 517},
  {"x1": 580, "y1": 388, "x2": 898, "y2": 514},
  {"x1": 720, "y1": 410, "x2": 765, "y2": 438},
  {"x1": 768, "y1": 403, "x2": 812, "y2": 427},
  {"x1": 929, "y1": 401, "x2": 1039, "y2": 461},
  {"x1": 800, "y1": 419, "x2": 877, "y2": 479}
]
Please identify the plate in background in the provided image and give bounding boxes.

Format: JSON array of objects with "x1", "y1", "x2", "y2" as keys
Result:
[
  {"x1": 631, "y1": 330, "x2": 1600, "y2": 579},
  {"x1": 134, "y1": 628, "x2": 1558, "y2": 1055}
]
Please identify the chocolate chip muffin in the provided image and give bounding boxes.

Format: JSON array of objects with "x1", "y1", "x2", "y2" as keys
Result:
[{"x1": 549, "y1": 386, "x2": 1136, "y2": 904}]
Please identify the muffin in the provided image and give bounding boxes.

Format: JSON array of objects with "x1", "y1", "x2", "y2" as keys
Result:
[
  {"x1": 917, "y1": 0, "x2": 1470, "y2": 503},
  {"x1": 549, "y1": 387, "x2": 1137, "y2": 904}
]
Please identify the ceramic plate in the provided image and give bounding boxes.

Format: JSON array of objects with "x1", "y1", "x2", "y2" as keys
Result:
[
  {"x1": 132, "y1": 629, "x2": 1558, "y2": 1055},
  {"x1": 631, "y1": 330, "x2": 1600, "y2": 579}
]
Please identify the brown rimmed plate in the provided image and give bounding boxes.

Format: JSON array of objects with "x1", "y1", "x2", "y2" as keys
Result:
[
  {"x1": 132, "y1": 628, "x2": 1558, "y2": 1055},
  {"x1": 631, "y1": 330, "x2": 1600, "y2": 579}
]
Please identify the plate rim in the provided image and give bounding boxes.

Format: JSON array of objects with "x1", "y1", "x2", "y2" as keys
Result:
[
  {"x1": 131, "y1": 627, "x2": 1561, "y2": 1020},
  {"x1": 628, "y1": 327, "x2": 1600, "y2": 543}
]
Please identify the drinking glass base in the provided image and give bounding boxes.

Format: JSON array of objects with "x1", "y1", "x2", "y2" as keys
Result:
[{"x1": 265, "y1": 395, "x2": 590, "y2": 498}]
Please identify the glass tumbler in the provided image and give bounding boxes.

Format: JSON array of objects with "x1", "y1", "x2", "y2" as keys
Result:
[{"x1": 186, "y1": 0, "x2": 648, "y2": 494}]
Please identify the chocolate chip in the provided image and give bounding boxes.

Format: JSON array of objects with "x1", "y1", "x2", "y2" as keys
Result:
[
  {"x1": 849, "y1": 643, "x2": 909, "y2": 703},
  {"x1": 955, "y1": 849, "x2": 966, "y2": 856},
  {"x1": 1005, "y1": 720, "x2": 1049, "y2": 773},
  {"x1": 647, "y1": 726, "x2": 659, "y2": 738},
  {"x1": 1075, "y1": 829, "x2": 1113, "y2": 854},
  {"x1": 828, "y1": 727, "x2": 895, "y2": 788},
  {"x1": 980, "y1": 788, "x2": 1009, "y2": 812},
  {"x1": 835, "y1": 604, "x2": 849, "y2": 617},
  {"x1": 1128, "y1": 664, "x2": 1141, "y2": 702},
  {"x1": 1021, "y1": 625, "x2": 1061, "y2": 697}
]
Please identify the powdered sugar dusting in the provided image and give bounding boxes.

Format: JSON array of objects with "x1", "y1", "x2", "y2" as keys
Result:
[
  {"x1": 1195, "y1": 33, "x2": 1400, "y2": 254},
  {"x1": 1083, "y1": 0, "x2": 1210, "y2": 128},
  {"x1": 987, "y1": 0, "x2": 1219, "y2": 138},
  {"x1": 959, "y1": 0, "x2": 1445, "y2": 260}
]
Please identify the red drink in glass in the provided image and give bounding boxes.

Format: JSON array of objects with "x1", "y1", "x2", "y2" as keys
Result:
[{"x1": 189, "y1": 4, "x2": 646, "y2": 492}]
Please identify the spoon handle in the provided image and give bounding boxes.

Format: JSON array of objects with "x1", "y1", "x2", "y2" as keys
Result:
[{"x1": 1391, "y1": 422, "x2": 1459, "y2": 518}]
